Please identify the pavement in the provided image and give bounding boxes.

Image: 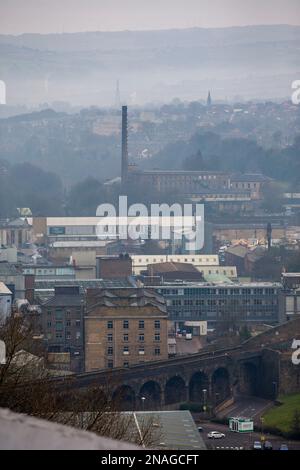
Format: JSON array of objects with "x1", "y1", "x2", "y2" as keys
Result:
[{"x1": 194, "y1": 421, "x2": 300, "y2": 450}]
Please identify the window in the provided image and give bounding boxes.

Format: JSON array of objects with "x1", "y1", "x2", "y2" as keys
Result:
[
  {"x1": 55, "y1": 321, "x2": 63, "y2": 331},
  {"x1": 66, "y1": 320, "x2": 71, "y2": 327},
  {"x1": 76, "y1": 320, "x2": 81, "y2": 327},
  {"x1": 139, "y1": 334, "x2": 144, "y2": 342},
  {"x1": 66, "y1": 332, "x2": 71, "y2": 340},
  {"x1": 123, "y1": 346, "x2": 129, "y2": 355},
  {"x1": 107, "y1": 320, "x2": 113, "y2": 329},
  {"x1": 55, "y1": 309, "x2": 63, "y2": 319},
  {"x1": 139, "y1": 320, "x2": 145, "y2": 329},
  {"x1": 155, "y1": 334, "x2": 160, "y2": 342},
  {"x1": 47, "y1": 321, "x2": 52, "y2": 328},
  {"x1": 139, "y1": 346, "x2": 145, "y2": 355},
  {"x1": 123, "y1": 320, "x2": 129, "y2": 329},
  {"x1": 76, "y1": 332, "x2": 81, "y2": 340},
  {"x1": 107, "y1": 333, "x2": 113, "y2": 342},
  {"x1": 55, "y1": 332, "x2": 63, "y2": 339},
  {"x1": 154, "y1": 320, "x2": 161, "y2": 330},
  {"x1": 154, "y1": 348, "x2": 161, "y2": 356},
  {"x1": 123, "y1": 362, "x2": 129, "y2": 368},
  {"x1": 108, "y1": 360, "x2": 114, "y2": 369},
  {"x1": 107, "y1": 347, "x2": 113, "y2": 356},
  {"x1": 123, "y1": 334, "x2": 129, "y2": 342}
]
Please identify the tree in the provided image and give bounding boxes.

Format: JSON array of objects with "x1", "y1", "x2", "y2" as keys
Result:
[
  {"x1": 0, "y1": 314, "x2": 160, "y2": 447},
  {"x1": 239, "y1": 325, "x2": 251, "y2": 342},
  {"x1": 291, "y1": 409, "x2": 300, "y2": 439},
  {"x1": 182, "y1": 150, "x2": 204, "y2": 171}
]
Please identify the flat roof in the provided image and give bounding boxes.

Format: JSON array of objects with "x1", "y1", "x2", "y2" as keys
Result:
[{"x1": 124, "y1": 411, "x2": 206, "y2": 450}]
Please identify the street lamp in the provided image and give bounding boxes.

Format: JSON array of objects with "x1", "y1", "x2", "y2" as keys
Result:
[
  {"x1": 272, "y1": 381, "x2": 278, "y2": 400},
  {"x1": 202, "y1": 389, "x2": 207, "y2": 412},
  {"x1": 141, "y1": 396, "x2": 146, "y2": 411},
  {"x1": 260, "y1": 417, "x2": 265, "y2": 443}
]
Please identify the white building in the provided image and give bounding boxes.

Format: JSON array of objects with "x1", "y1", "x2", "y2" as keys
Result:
[{"x1": 0, "y1": 282, "x2": 12, "y2": 324}]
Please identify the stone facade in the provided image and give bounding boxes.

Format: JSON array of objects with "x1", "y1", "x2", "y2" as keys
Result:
[{"x1": 85, "y1": 287, "x2": 168, "y2": 371}]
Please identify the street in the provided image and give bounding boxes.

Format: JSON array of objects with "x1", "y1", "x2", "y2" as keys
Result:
[{"x1": 195, "y1": 421, "x2": 300, "y2": 450}]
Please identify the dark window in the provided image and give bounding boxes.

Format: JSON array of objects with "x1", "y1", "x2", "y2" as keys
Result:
[
  {"x1": 123, "y1": 320, "x2": 129, "y2": 329},
  {"x1": 139, "y1": 320, "x2": 145, "y2": 329},
  {"x1": 108, "y1": 360, "x2": 114, "y2": 369},
  {"x1": 123, "y1": 334, "x2": 129, "y2": 342},
  {"x1": 107, "y1": 334, "x2": 113, "y2": 342},
  {"x1": 155, "y1": 334, "x2": 160, "y2": 342},
  {"x1": 154, "y1": 320, "x2": 161, "y2": 330},
  {"x1": 107, "y1": 320, "x2": 113, "y2": 329},
  {"x1": 107, "y1": 347, "x2": 113, "y2": 356},
  {"x1": 139, "y1": 334, "x2": 144, "y2": 342},
  {"x1": 154, "y1": 348, "x2": 161, "y2": 356}
]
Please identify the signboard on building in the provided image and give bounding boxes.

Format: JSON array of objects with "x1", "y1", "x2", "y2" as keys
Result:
[{"x1": 49, "y1": 226, "x2": 66, "y2": 235}]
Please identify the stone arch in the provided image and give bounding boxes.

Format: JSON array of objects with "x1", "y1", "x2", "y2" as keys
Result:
[
  {"x1": 139, "y1": 381, "x2": 161, "y2": 409},
  {"x1": 189, "y1": 371, "x2": 209, "y2": 403},
  {"x1": 165, "y1": 375, "x2": 186, "y2": 405},
  {"x1": 239, "y1": 362, "x2": 259, "y2": 396},
  {"x1": 112, "y1": 385, "x2": 136, "y2": 411},
  {"x1": 212, "y1": 367, "x2": 231, "y2": 404}
]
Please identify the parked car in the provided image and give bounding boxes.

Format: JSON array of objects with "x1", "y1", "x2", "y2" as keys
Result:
[
  {"x1": 279, "y1": 444, "x2": 289, "y2": 451},
  {"x1": 263, "y1": 441, "x2": 273, "y2": 450},
  {"x1": 207, "y1": 431, "x2": 225, "y2": 439},
  {"x1": 253, "y1": 441, "x2": 263, "y2": 450}
]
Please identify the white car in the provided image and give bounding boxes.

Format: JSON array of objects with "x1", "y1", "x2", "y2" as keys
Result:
[{"x1": 207, "y1": 431, "x2": 226, "y2": 439}]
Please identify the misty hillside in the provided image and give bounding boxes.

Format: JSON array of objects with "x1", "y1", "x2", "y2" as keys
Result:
[
  {"x1": 1, "y1": 25, "x2": 300, "y2": 51},
  {"x1": 0, "y1": 25, "x2": 299, "y2": 106}
]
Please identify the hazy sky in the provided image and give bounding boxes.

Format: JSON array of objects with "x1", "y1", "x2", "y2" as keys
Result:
[{"x1": 1, "y1": 0, "x2": 300, "y2": 35}]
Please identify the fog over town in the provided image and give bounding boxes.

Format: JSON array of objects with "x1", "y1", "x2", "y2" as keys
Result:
[{"x1": 1, "y1": 0, "x2": 300, "y2": 455}]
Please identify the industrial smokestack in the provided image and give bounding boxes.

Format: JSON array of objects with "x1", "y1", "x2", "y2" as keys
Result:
[{"x1": 121, "y1": 105, "x2": 128, "y2": 185}]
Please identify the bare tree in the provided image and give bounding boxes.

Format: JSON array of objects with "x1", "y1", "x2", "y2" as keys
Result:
[{"x1": 0, "y1": 313, "x2": 160, "y2": 448}]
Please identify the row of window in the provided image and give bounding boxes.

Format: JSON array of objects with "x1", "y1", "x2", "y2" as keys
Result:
[
  {"x1": 47, "y1": 332, "x2": 81, "y2": 340},
  {"x1": 169, "y1": 299, "x2": 277, "y2": 307},
  {"x1": 107, "y1": 347, "x2": 161, "y2": 356},
  {"x1": 160, "y1": 288, "x2": 277, "y2": 296},
  {"x1": 47, "y1": 320, "x2": 81, "y2": 328},
  {"x1": 107, "y1": 320, "x2": 161, "y2": 330},
  {"x1": 107, "y1": 333, "x2": 160, "y2": 342},
  {"x1": 135, "y1": 257, "x2": 218, "y2": 264}
]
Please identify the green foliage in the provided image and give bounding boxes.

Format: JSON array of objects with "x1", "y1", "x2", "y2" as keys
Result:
[
  {"x1": 263, "y1": 394, "x2": 300, "y2": 437},
  {"x1": 0, "y1": 161, "x2": 64, "y2": 217},
  {"x1": 239, "y1": 325, "x2": 252, "y2": 342}
]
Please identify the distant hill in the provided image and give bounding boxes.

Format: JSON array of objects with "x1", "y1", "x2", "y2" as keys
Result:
[
  {"x1": 1, "y1": 25, "x2": 300, "y2": 51},
  {"x1": 0, "y1": 25, "x2": 299, "y2": 106}
]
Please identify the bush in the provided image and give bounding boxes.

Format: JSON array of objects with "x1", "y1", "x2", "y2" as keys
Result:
[{"x1": 179, "y1": 402, "x2": 205, "y2": 413}]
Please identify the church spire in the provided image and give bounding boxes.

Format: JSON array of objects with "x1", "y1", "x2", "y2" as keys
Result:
[{"x1": 207, "y1": 91, "x2": 212, "y2": 107}]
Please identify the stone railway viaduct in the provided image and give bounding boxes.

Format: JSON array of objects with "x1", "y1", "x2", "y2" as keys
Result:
[{"x1": 57, "y1": 318, "x2": 300, "y2": 410}]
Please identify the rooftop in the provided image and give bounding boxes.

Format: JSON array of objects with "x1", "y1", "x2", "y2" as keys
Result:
[
  {"x1": 0, "y1": 262, "x2": 22, "y2": 276},
  {"x1": 0, "y1": 408, "x2": 138, "y2": 450},
  {"x1": 124, "y1": 410, "x2": 206, "y2": 450},
  {"x1": 0, "y1": 282, "x2": 12, "y2": 295}
]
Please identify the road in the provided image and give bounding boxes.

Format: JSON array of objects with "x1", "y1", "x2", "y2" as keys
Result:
[
  {"x1": 218, "y1": 396, "x2": 274, "y2": 424},
  {"x1": 194, "y1": 421, "x2": 300, "y2": 450}
]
